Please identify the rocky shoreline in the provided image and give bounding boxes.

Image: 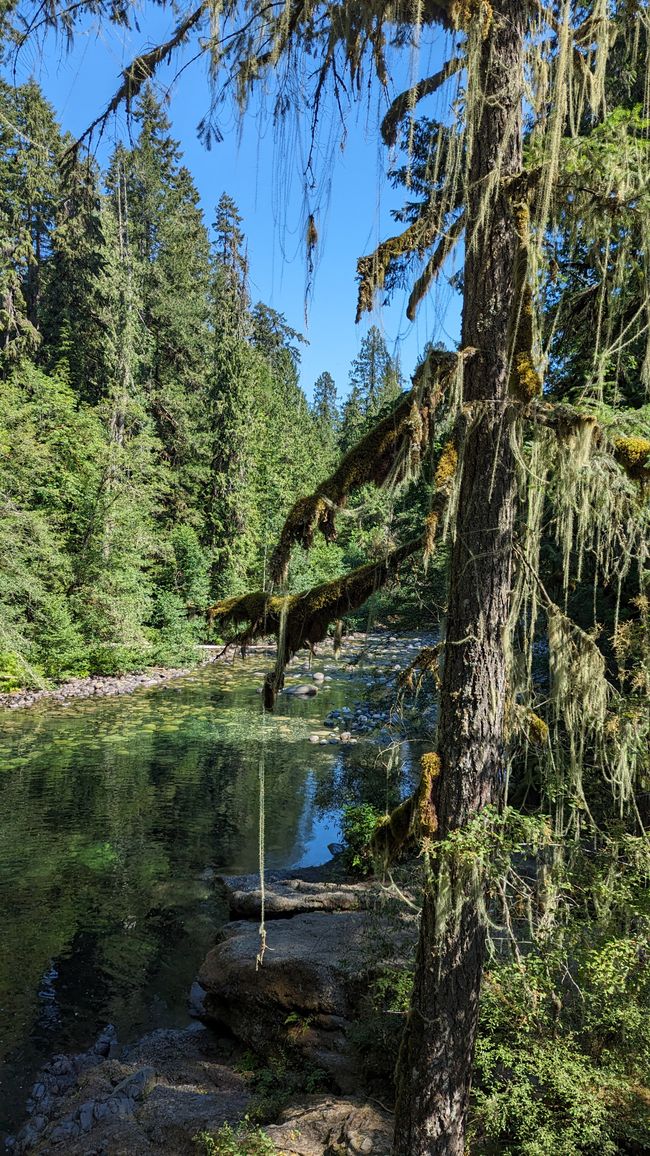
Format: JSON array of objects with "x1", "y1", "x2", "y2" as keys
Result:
[
  {"x1": 7, "y1": 865, "x2": 410, "y2": 1155},
  {"x1": 0, "y1": 644, "x2": 280, "y2": 712}
]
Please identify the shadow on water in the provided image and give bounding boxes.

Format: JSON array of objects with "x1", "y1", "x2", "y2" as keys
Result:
[{"x1": 0, "y1": 652, "x2": 373, "y2": 1138}]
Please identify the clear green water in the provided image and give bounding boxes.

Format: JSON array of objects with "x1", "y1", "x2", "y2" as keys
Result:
[{"x1": 0, "y1": 653, "x2": 368, "y2": 1136}]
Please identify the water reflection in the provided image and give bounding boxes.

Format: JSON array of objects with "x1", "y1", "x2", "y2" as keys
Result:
[{"x1": 0, "y1": 656, "x2": 364, "y2": 1135}]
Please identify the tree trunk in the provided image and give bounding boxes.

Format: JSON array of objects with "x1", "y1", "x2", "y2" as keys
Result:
[{"x1": 392, "y1": 4, "x2": 525, "y2": 1153}]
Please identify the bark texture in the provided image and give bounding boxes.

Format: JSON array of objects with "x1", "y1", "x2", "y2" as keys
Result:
[{"x1": 392, "y1": 4, "x2": 525, "y2": 1153}]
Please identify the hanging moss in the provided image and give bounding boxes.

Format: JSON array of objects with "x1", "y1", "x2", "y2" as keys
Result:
[
  {"x1": 451, "y1": 0, "x2": 493, "y2": 35},
  {"x1": 270, "y1": 350, "x2": 457, "y2": 583},
  {"x1": 398, "y1": 644, "x2": 442, "y2": 691},
  {"x1": 372, "y1": 752, "x2": 441, "y2": 865},
  {"x1": 509, "y1": 198, "x2": 543, "y2": 401},
  {"x1": 613, "y1": 436, "x2": 650, "y2": 481}
]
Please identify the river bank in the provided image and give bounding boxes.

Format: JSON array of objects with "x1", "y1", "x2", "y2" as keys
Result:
[
  {"x1": 8, "y1": 863, "x2": 406, "y2": 1154},
  {"x1": 0, "y1": 645, "x2": 254, "y2": 712},
  {"x1": 0, "y1": 632, "x2": 388, "y2": 712}
]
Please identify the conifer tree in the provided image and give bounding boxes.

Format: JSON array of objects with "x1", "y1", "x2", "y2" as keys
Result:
[{"x1": 7, "y1": 4, "x2": 650, "y2": 1152}]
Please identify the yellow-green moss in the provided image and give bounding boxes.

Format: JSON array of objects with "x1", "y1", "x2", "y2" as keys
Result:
[
  {"x1": 513, "y1": 351, "x2": 543, "y2": 401},
  {"x1": 415, "y1": 752, "x2": 441, "y2": 839},
  {"x1": 614, "y1": 436, "x2": 650, "y2": 481},
  {"x1": 371, "y1": 751, "x2": 441, "y2": 863},
  {"x1": 434, "y1": 439, "x2": 459, "y2": 487},
  {"x1": 526, "y1": 712, "x2": 550, "y2": 746}
]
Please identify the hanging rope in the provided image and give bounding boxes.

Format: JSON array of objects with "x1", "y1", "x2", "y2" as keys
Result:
[{"x1": 255, "y1": 743, "x2": 267, "y2": 970}]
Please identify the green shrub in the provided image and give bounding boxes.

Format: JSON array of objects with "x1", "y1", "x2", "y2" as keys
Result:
[
  {"x1": 168, "y1": 524, "x2": 211, "y2": 607},
  {"x1": 340, "y1": 802, "x2": 383, "y2": 873},
  {"x1": 192, "y1": 1121, "x2": 276, "y2": 1155},
  {"x1": 86, "y1": 642, "x2": 149, "y2": 676},
  {"x1": 33, "y1": 594, "x2": 89, "y2": 680},
  {"x1": 0, "y1": 650, "x2": 29, "y2": 692},
  {"x1": 149, "y1": 591, "x2": 201, "y2": 666}
]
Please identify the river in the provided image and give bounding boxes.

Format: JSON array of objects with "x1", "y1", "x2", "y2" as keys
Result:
[{"x1": 0, "y1": 635, "x2": 425, "y2": 1141}]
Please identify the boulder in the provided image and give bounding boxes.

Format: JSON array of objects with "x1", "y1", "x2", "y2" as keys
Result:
[
  {"x1": 198, "y1": 909, "x2": 417, "y2": 1090},
  {"x1": 218, "y1": 874, "x2": 379, "y2": 920},
  {"x1": 264, "y1": 1095, "x2": 393, "y2": 1155}
]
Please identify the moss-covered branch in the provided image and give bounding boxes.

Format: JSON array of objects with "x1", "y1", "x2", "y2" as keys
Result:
[
  {"x1": 381, "y1": 57, "x2": 462, "y2": 147},
  {"x1": 210, "y1": 427, "x2": 461, "y2": 708},
  {"x1": 69, "y1": 4, "x2": 207, "y2": 154},
  {"x1": 209, "y1": 538, "x2": 421, "y2": 708},
  {"x1": 406, "y1": 213, "x2": 465, "y2": 321},
  {"x1": 372, "y1": 752, "x2": 442, "y2": 864},
  {"x1": 356, "y1": 207, "x2": 451, "y2": 322},
  {"x1": 525, "y1": 401, "x2": 650, "y2": 484},
  {"x1": 271, "y1": 349, "x2": 457, "y2": 584}
]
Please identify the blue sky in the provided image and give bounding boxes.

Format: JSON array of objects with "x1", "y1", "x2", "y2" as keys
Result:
[{"x1": 10, "y1": 7, "x2": 462, "y2": 400}]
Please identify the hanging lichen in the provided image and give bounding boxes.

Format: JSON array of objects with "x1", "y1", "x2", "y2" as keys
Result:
[{"x1": 509, "y1": 197, "x2": 543, "y2": 401}]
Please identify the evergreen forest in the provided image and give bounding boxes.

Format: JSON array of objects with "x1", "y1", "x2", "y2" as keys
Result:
[
  {"x1": 1, "y1": 3, "x2": 650, "y2": 1156},
  {"x1": 0, "y1": 79, "x2": 414, "y2": 689}
]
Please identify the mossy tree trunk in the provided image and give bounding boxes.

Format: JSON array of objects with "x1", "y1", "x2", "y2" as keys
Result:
[{"x1": 393, "y1": 4, "x2": 525, "y2": 1153}]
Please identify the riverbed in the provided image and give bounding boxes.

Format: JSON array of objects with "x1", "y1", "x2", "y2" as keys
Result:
[{"x1": 0, "y1": 633, "x2": 431, "y2": 1142}]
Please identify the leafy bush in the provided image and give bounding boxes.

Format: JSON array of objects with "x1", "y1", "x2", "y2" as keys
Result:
[
  {"x1": 0, "y1": 650, "x2": 30, "y2": 693},
  {"x1": 233, "y1": 1051, "x2": 328, "y2": 1123},
  {"x1": 340, "y1": 802, "x2": 383, "y2": 873},
  {"x1": 193, "y1": 1122, "x2": 276, "y2": 1155},
  {"x1": 33, "y1": 594, "x2": 89, "y2": 680},
  {"x1": 86, "y1": 642, "x2": 150, "y2": 676}
]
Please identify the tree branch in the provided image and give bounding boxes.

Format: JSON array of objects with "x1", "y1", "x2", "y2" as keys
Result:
[
  {"x1": 381, "y1": 57, "x2": 462, "y2": 147},
  {"x1": 270, "y1": 348, "x2": 457, "y2": 584},
  {"x1": 406, "y1": 212, "x2": 465, "y2": 320}
]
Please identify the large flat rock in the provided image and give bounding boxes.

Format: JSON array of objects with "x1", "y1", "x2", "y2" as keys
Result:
[
  {"x1": 198, "y1": 909, "x2": 417, "y2": 1090},
  {"x1": 218, "y1": 872, "x2": 380, "y2": 919}
]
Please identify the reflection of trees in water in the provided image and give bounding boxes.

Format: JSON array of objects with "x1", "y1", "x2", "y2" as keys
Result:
[
  {"x1": 0, "y1": 673, "x2": 339, "y2": 1130},
  {"x1": 315, "y1": 743, "x2": 407, "y2": 817}
]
